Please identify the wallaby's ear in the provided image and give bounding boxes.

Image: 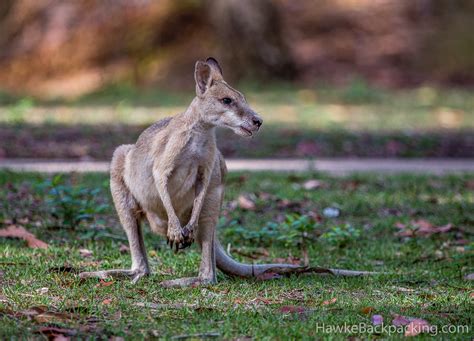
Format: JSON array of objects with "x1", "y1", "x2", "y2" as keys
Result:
[
  {"x1": 206, "y1": 57, "x2": 223, "y2": 76},
  {"x1": 194, "y1": 61, "x2": 212, "y2": 96},
  {"x1": 195, "y1": 58, "x2": 224, "y2": 96}
]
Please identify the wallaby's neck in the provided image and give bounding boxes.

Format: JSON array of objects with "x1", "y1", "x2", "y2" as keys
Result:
[{"x1": 177, "y1": 97, "x2": 215, "y2": 136}]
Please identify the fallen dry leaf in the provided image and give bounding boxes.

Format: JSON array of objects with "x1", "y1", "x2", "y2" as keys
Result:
[
  {"x1": 391, "y1": 313, "x2": 431, "y2": 335},
  {"x1": 278, "y1": 305, "x2": 306, "y2": 314},
  {"x1": 414, "y1": 219, "x2": 433, "y2": 230},
  {"x1": 96, "y1": 279, "x2": 114, "y2": 287},
  {"x1": 404, "y1": 319, "x2": 431, "y2": 337},
  {"x1": 393, "y1": 286, "x2": 415, "y2": 293},
  {"x1": 307, "y1": 211, "x2": 323, "y2": 222},
  {"x1": 392, "y1": 314, "x2": 411, "y2": 326},
  {"x1": 79, "y1": 249, "x2": 93, "y2": 258},
  {"x1": 342, "y1": 180, "x2": 360, "y2": 191},
  {"x1": 272, "y1": 256, "x2": 301, "y2": 265},
  {"x1": 258, "y1": 192, "x2": 274, "y2": 201},
  {"x1": 251, "y1": 297, "x2": 273, "y2": 305},
  {"x1": 102, "y1": 299, "x2": 112, "y2": 305},
  {"x1": 302, "y1": 179, "x2": 322, "y2": 190},
  {"x1": 0, "y1": 225, "x2": 48, "y2": 249},
  {"x1": 371, "y1": 314, "x2": 383, "y2": 326},
  {"x1": 35, "y1": 311, "x2": 74, "y2": 324},
  {"x1": 361, "y1": 306, "x2": 375, "y2": 315},
  {"x1": 394, "y1": 220, "x2": 453, "y2": 238},
  {"x1": 36, "y1": 287, "x2": 49, "y2": 295},
  {"x1": 276, "y1": 198, "x2": 302, "y2": 210},
  {"x1": 280, "y1": 289, "x2": 305, "y2": 301},
  {"x1": 109, "y1": 337, "x2": 124, "y2": 341},
  {"x1": 394, "y1": 222, "x2": 407, "y2": 229},
  {"x1": 417, "y1": 223, "x2": 452, "y2": 236},
  {"x1": 19, "y1": 306, "x2": 48, "y2": 317},
  {"x1": 36, "y1": 326, "x2": 77, "y2": 338},
  {"x1": 134, "y1": 302, "x2": 199, "y2": 310},
  {"x1": 238, "y1": 195, "x2": 256, "y2": 210},
  {"x1": 322, "y1": 297, "x2": 337, "y2": 306}
]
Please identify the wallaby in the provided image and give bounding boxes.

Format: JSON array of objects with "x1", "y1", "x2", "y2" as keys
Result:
[{"x1": 79, "y1": 57, "x2": 302, "y2": 287}]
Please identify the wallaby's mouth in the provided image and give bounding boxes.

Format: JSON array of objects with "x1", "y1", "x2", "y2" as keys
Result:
[{"x1": 239, "y1": 125, "x2": 254, "y2": 136}]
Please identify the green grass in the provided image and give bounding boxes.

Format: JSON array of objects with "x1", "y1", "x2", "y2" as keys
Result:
[{"x1": 0, "y1": 171, "x2": 473, "y2": 339}]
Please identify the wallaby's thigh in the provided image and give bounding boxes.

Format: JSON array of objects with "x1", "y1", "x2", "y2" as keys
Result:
[
  {"x1": 146, "y1": 211, "x2": 167, "y2": 236},
  {"x1": 110, "y1": 145, "x2": 149, "y2": 273}
]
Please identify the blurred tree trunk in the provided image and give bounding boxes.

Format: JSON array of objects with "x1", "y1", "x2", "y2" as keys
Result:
[
  {"x1": 0, "y1": 0, "x2": 17, "y2": 54},
  {"x1": 0, "y1": 0, "x2": 14, "y2": 21},
  {"x1": 206, "y1": 0, "x2": 296, "y2": 80}
]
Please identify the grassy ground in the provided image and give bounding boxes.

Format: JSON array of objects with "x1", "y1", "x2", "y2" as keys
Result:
[
  {"x1": 0, "y1": 170, "x2": 473, "y2": 339},
  {"x1": 0, "y1": 83, "x2": 473, "y2": 159}
]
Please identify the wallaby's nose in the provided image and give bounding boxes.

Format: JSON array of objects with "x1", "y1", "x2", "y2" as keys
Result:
[{"x1": 252, "y1": 116, "x2": 263, "y2": 128}]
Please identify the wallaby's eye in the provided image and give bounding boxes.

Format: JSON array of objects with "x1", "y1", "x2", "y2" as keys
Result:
[{"x1": 222, "y1": 97, "x2": 232, "y2": 105}]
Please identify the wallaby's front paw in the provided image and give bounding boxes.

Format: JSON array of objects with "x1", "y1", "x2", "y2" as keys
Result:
[
  {"x1": 180, "y1": 223, "x2": 195, "y2": 249},
  {"x1": 167, "y1": 220, "x2": 184, "y2": 252}
]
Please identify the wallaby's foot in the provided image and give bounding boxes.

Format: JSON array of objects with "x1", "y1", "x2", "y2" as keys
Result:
[
  {"x1": 160, "y1": 276, "x2": 216, "y2": 288},
  {"x1": 79, "y1": 269, "x2": 150, "y2": 284}
]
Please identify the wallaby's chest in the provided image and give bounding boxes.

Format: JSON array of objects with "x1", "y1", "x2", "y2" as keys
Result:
[
  {"x1": 168, "y1": 134, "x2": 214, "y2": 196},
  {"x1": 185, "y1": 134, "x2": 211, "y2": 159}
]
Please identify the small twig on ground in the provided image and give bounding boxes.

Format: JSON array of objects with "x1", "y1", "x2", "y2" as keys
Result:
[
  {"x1": 171, "y1": 332, "x2": 220, "y2": 340},
  {"x1": 134, "y1": 302, "x2": 198, "y2": 310}
]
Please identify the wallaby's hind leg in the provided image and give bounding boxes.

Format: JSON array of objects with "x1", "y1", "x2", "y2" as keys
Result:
[
  {"x1": 79, "y1": 145, "x2": 150, "y2": 284},
  {"x1": 160, "y1": 186, "x2": 221, "y2": 288}
]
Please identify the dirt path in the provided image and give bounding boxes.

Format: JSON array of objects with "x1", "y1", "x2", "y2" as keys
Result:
[{"x1": 1, "y1": 158, "x2": 473, "y2": 175}]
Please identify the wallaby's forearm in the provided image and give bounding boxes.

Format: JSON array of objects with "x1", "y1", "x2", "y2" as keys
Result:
[
  {"x1": 153, "y1": 132, "x2": 189, "y2": 225},
  {"x1": 187, "y1": 163, "x2": 213, "y2": 227},
  {"x1": 155, "y1": 171, "x2": 179, "y2": 224}
]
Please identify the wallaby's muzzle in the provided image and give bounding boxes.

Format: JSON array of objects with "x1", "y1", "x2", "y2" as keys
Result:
[{"x1": 239, "y1": 110, "x2": 263, "y2": 136}]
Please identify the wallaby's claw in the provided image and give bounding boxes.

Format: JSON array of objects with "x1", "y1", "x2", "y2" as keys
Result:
[
  {"x1": 167, "y1": 223, "x2": 185, "y2": 251},
  {"x1": 180, "y1": 226, "x2": 194, "y2": 250},
  {"x1": 177, "y1": 239, "x2": 192, "y2": 250}
]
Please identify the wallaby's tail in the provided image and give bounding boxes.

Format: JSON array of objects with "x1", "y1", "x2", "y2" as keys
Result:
[
  {"x1": 215, "y1": 239, "x2": 302, "y2": 277},
  {"x1": 215, "y1": 239, "x2": 383, "y2": 277}
]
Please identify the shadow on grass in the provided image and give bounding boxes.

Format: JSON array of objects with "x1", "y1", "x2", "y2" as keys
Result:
[{"x1": 0, "y1": 123, "x2": 473, "y2": 159}]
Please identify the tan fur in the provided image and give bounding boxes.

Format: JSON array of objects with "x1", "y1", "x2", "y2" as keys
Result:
[{"x1": 79, "y1": 58, "x2": 302, "y2": 287}]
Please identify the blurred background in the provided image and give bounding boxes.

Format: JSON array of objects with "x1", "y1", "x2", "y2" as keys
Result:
[{"x1": 0, "y1": 0, "x2": 473, "y2": 160}]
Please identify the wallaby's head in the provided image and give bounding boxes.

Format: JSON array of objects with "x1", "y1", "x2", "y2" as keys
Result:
[{"x1": 194, "y1": 57, "x2": 263, "y2": 137}]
